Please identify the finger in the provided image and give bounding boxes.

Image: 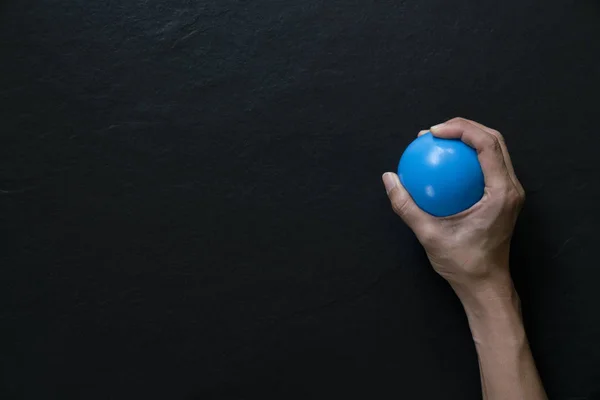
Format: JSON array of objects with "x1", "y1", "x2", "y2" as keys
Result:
[
  {"x1": 430, "y1": 119, "x2": 509, "y2": 189},
  {"x1": 382, "y1": 172, "x2": 433, "y2": 229},
  {"x1": 456, "y1": 119, "x2": 524, "y2": 196},
  {"x1": 417, "y1": 130, "x2": 429, "y2": 137}
]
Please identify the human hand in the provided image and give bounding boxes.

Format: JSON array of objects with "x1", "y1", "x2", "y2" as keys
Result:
[{"x1": 383, "y1": 118, "x2": 525, "y2": 299}]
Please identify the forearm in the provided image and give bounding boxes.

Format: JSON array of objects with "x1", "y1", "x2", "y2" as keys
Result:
[
  {"x1": 453, "y1": 276, "x2": 547, "y2": 400},
  {"x1": 385, "y1": 119, "x2": 545, "y2": 398}
]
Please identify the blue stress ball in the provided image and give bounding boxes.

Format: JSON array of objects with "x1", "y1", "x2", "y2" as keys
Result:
[{"x1": 397, "y1": 132, "x2": 484, "y2": 217}]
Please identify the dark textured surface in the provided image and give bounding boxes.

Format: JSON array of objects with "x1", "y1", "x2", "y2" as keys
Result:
[{"x1": 2, "y1": 0, "x2": 600, "y2": 399}]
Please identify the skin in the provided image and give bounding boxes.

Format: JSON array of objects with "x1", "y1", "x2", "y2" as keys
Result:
[{"x1": 382, "y1": 118, "x2": 547, "y2": 400}]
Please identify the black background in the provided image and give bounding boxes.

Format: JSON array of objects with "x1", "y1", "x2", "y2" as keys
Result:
[{"x1": 2, "y1": 0, "x2": 600, "y2": 399}]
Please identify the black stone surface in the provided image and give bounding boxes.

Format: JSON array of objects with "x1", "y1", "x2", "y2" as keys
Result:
[{"x1": 2, "y1": 0, "x2": 600, "y2": 398}]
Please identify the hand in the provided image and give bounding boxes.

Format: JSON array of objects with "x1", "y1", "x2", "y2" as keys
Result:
[
  {"x1": 384, "y1": 118, "x2": 547, "y2": 400},
  {"x1": 382, "y1": 118, "x2": 525, "y2": 298}
]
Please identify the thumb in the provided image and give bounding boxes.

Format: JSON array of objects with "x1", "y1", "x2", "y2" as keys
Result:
[{"x1": 382, "y1": 172, "x2": 431, "y2": 229}]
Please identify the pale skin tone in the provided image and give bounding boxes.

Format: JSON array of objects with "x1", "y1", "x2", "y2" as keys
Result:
[{"x1": 382, "y1": 118, "x2": 547, "y2": 400}]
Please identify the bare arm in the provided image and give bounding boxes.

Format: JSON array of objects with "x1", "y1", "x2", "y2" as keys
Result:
[
  {"x1": 383, "y1": 118, "x2": 547, "y2": 400},
  {"x1": 456, "y1": 278, "x2": 546, "y2": 399}
]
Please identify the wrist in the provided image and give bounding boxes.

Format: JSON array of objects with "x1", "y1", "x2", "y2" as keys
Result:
[
  {"x1": 450, "y1": 268, "x2": 516, "y2": 313},
  {"x1": 453, "y1": 275, "x2": 526, "y2": 346},
  {"x1": 460, "y1": 283, "x2": 521, "y2": 325}
]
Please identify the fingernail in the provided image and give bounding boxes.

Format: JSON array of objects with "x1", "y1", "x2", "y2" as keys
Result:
[
  {"x1": 382, "y1": 173, "x2": 397, "y2": 194},
  {"x1": 430, "y1": 123, "x2": 444, "y2": 132}
]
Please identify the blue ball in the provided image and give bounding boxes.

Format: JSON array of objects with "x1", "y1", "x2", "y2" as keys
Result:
[{"x1": 397, "y1": 132, "x2": 484, "y2": 217}]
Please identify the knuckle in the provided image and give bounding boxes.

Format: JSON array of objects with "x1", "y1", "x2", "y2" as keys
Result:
[
  {"x1": 455, "y1": 119, "x2": 473, "y2": 130},
  {"x1": 487, "y1": 128, "x2": 505, "y2": 142},
  {"x1": 445, "y1": 117, "x2": 472, "y2": 131},
  {"x1": 519, "y1": 192, "x2": 526, "y2": 207},
  {"x1": 517, "y1": 187, "x2": 526, "y2": 206},
  {"x1": 486, "y1": 135, "x2": 503, "y2": 154},
  {"x1": 505, "y1": 188, "x2": 524, "y2": 207},
  {"x1": 491, "y1": 135, "x2": 502, "y2": 151},
  {"x1": 391, "y1": 196, "x2": 411, "y2": 217}
]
